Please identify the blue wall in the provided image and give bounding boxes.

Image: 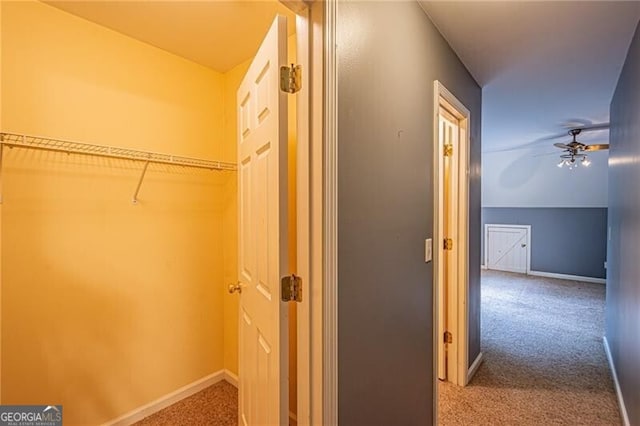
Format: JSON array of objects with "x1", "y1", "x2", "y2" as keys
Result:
[
  {"x1": 606, "y1": 18, "x2": 640, "y2": 425},
  {"x1": 482, "y1": 207, "x2": 607, "y2": 279}
]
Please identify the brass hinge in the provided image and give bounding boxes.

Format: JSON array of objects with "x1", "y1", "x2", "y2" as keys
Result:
[
  {"x1": 444, "y1": 144, "x2": 453, "y2": 157},
  {"x1": 281, "y1": 274, "x2": 302, "y2": 302},
  {"x1": 443, "y1": 238, "x2": 453, "y2": 250},
  {"x1": 444, "y1": 331, "x2": 453, "y2": 344},
  {"x1": 280, "y1": 64, "x2": 302, "y2": 94}
]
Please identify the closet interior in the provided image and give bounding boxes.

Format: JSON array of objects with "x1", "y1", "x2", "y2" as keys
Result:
[{"x1": 0, "y1": 1, "x2": 298, "y2": 424}]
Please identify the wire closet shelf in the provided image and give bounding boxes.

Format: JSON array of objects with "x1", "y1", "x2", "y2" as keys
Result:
[
  {"x1": 0, "y1": 132, "x2": 237, "y2": 204},
  {"x1": 0, "y1": 132, "x2": 237, "y2": 172}
]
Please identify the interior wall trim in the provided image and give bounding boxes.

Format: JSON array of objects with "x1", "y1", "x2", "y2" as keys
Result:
[
  {"x1": 528, "y1": 270, "x2": 605, "y2": 284},
  {"x1": 603, "y1": 336, "x2": 631, "y2": 426},
  {"x1": 102, "y1": 370, "x2": 231, "y2": 426},
  {"x1": 467, "y1": 352, "x2": 484, "y2": 384},
  {"x1": 323, "y1": 0, "x2": 339, "y2": 424},
  {"x1": 224, "y1": 369, "x2": 238, "y2": 387}
]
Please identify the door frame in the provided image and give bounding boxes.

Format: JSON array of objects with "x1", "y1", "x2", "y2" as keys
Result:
[
  {"x1": 279, "y1": 0, "x2": 327, "y2": 425},
  {"x1": 432, "y1": 80, "x2": 471, "y2": 392},
  {"x1": 484, "y1": 224, "x2": 532, "y2": 274},
  {"x1": 322, "y1": 0, "x2": 338, "y2": 424}
]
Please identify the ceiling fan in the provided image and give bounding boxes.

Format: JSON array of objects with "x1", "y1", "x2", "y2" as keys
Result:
[
  {"x1": 483, "y1": 120, "x2": 609, "y2": 154},
  {"x1": 554, "y1": 128, "x2": 609, "y2": 169}
]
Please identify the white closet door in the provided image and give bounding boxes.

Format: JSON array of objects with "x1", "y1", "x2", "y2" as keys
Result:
[
  {"x1": 486, "y1": 225, "x2": 529, "y2": 274},
  {"x1": 237, "y1": 15, "x2": 289, "y2": 426}
]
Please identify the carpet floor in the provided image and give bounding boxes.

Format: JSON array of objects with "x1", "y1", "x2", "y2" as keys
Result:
[
  {"x1": 134, "y1": 380, "x2": 237, "y2": 426},
  {"x1": 438, "y1": 270, "x2": 621, "y2": 425}
]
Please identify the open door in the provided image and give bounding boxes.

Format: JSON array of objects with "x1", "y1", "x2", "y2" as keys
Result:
[
  {"x1": 437, "y1": 106, "x2": 460, "y2": 382},
  {"x1": 236, "y1": 15, "x2": 289, "y2": 426},
  {"x1": 433, "y1": 81, "x2": 472, "y2": 390}
]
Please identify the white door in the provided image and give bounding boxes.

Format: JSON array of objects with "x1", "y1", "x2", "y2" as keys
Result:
[
  {"x1": 486, "y1": 225, "x2": 529, "y2": 274},
  {"x1": 437, "y1": 106, "x2": 460, "y2": 382},
  {"x1": 237, "y1": 15, "x2": 289, "y2": 426}
]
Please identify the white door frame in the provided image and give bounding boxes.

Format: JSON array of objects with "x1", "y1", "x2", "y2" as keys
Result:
[
  {"x1": 278, "y1": 0, "x2": 327, "y2": 425},
  {"x1": 433, "y1": 81, "x2": 471, "y2": 392},
  {"x1": 484, "y1": 224, "x2": 532, "y2": 274},
  {"x1": 322, "y1": 0, "x2": 339, "y2": 426},
  {"x1": 322, "y1": 0, "x2": 338, "y2": 424}
]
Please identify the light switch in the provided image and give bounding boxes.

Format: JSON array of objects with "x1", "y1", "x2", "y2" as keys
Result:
[{"x1": 425, "y1": 238, "x2": 432, "y2": 263}]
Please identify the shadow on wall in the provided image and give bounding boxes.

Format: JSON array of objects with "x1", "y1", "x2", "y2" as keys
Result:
[{"x1": 498, "y1": 153, "x2": 543, "y2": 189}]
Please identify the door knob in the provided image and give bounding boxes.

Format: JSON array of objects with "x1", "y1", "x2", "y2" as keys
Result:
[
  {"x1": 228, "y1": 282, "x2": 243, "y2": 294},
  {"x1": 521, "y1": 243, "x2": 527, "y2": 247}
]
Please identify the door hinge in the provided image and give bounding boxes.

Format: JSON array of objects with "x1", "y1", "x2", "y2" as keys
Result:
[
  {"x1": 280, "y1": 64, "x2": 302, "y2": 94},
  {"x1": 443, "y1": 238, "x2": 453, "y2": 250},
  {"x1": 444, "y1": 144, "x2": 453, "y2": 157},
  {"x1": 444, "y1": 331, "x2": 453, "y2": 344},
  {"x1": 281, "y1": 274, "x2": 302, "y2": 302}
]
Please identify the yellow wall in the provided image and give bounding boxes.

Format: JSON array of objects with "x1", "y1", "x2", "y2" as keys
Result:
[
  {"x1": 1, "y1": 2, "x2": 231, "y2": 424},
  {"x1": 221, "y1": 59, "x2": 248, "y2": 379}
]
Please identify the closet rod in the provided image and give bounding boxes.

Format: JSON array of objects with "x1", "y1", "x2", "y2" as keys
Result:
[{"x1": 0, "y1": 132, "x2": 237, "y2": 171}]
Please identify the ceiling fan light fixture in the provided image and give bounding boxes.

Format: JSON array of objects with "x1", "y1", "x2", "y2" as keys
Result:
[
  {"x1": 582, "y1": 157, "x2": 591, "y2": 167},
  {"x1": 557, "y1": 159, "x2": 564, "y2": 168}
]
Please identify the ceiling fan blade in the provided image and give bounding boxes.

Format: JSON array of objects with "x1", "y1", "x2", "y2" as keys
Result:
[
  {"x1": 562, "y1": 118, "x2": 593, "y2": 127},
  {"x1": 580, "y1": 122, "x2": 610, "y2": 132},
  {"x1": 554, "y1": 143, "x2": 571, "y2": 149},
  {"x1": 536, "y1": 122, "x2": 611, "y2": 142},
  {"x1": 484, "y1": 123, "x2": 610, "y2": 154},
  {"x1": 532, "y1": 151, "x2": 560, "y2": 157},
  {"x1": 536, "y1": 132, "x2": 568, "y2": 142},
  {"x1": 584, "y1": 144, "x2": 610, "y2": 151},
  {"x1": 483, "y1": 141, "x2": 540, "y2": 153}
]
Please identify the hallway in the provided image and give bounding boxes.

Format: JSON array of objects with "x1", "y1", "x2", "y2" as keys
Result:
[{"x1": 438, "y1": 270, "x2": 620, "y2": 425}]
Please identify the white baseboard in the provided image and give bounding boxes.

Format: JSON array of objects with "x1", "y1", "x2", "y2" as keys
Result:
[
  {"x1": 528, "y1": 270, "x2": 606, "y2": 284},
  {"x1": 467, "y1": 352, "x2": 484, "y2": 384},
  {"x1": 603, "y1": 336, "x2": 630, "y2": 426},
  {"x1": 103, "y1": 369, "x2": 234, "y2": 426},
  {"x1": 224, "y1": 369, "x2": 238, "y2": 387}
]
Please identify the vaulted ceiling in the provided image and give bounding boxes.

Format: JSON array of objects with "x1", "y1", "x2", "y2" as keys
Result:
[{"x1": 420, "y1": 1, "x2": 640, "y2": 152}]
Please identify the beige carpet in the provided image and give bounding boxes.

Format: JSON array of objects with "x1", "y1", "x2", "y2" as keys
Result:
[
  {"x1": 438, "y1": 270, "x2": 621, "y2": 425},
  {"x1": 134, "y1": 380, "x2": 237, "y2": 426}
]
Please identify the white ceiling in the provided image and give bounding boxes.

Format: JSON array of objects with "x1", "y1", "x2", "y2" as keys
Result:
[
  {"x1": 420, "y1": 1, "x2": 640, "y2": 152},
  {"x1": 46, "y1": 1, "x2": 296, "y2": 73}
]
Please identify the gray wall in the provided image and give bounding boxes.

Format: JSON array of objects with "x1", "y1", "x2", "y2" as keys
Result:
[
  {"x1": 482, "y1": 208, "x2": 607, "y2": 279},
  {"x1": 606, "y1": 19, "x2": 640, "y2": 425},
  {"x1": 337, "y1": 2, "x2": 482, "y2": 424}
]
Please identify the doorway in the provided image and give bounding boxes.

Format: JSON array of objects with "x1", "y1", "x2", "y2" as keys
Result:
[{"x1": 433, "y1": 81, "x2": 471, "y2": 390}]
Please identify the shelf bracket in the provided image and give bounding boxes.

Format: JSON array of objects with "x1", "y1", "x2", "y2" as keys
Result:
[{"x1": 132, "y1": 160, "x2": 150, "y2": 205}]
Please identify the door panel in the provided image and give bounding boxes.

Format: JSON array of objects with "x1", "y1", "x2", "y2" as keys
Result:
[
  {"x1": 237, "y1": 15, "x2": 288, "y2": 426},
  {"x1": 487, "y1": 226, "x2": 528, "y2": 273},
  {"x1": 438, "y1": 107, "x2": 459, "y2": 382}
]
